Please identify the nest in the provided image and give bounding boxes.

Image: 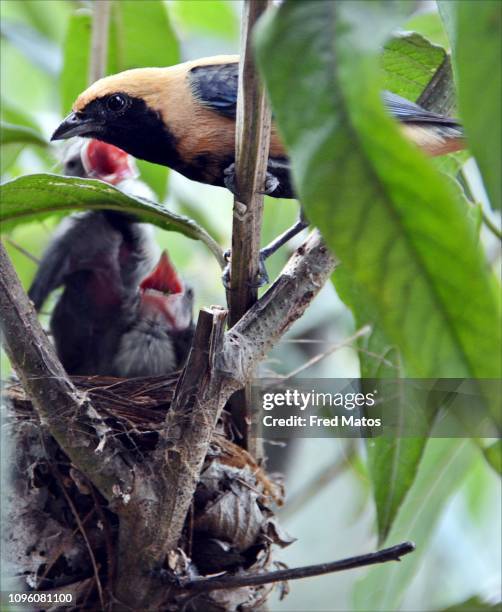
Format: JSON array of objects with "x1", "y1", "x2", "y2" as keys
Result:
[{"x1": 2, "y1": 374, "x2": 293, "y2": 611}]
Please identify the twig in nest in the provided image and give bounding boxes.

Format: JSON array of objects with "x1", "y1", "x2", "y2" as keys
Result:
[{"x1": 182, "y1": 541, "x2": 415, "y2": 593}]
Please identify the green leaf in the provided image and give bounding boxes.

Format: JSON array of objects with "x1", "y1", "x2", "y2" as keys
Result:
[
  {"x1": 60, "y1": 10, "x2": 92, "y2": 115},
  {"x1": 353, "y1": 439, "x2": 478, "y2": 610},
  {"x1": 0, "y1": 174, "x2": 224, "y2": 266},
  {"x1": 0, "y1": 122, "x2": 47, "y2": 147},
  {"x1": 367, "y1": 435, "x2": 428, "y2": 544},
  {"x1": 169, "y1": 0, "x2": 239, "y2": 40},
  {"x1": 382, "y1": 31, "x2": 447, "y2": 102},
  {"x1": 256, "y1": 0, "x2": 501, "y2": 380},
  {"x1": 256, "y1": 0, "x2": 501, "y2": 546},
  {"x1": 482, "y1": 440, "x2": 502, "y2": 475},
  {"x1": 439, "y1": 1, "x2": 502, "y2": 209},
  {"x1": 353, "y1": 325, "x2": 430, "y2": 544}
]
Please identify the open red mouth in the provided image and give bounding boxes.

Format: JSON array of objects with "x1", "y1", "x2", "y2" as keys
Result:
[
  {"x1": 139, "y1": 252, "x2": 191, "y2": 330},
  {"x1": 82, "y1": 140, "x2": 138, "y2": 185},
  {"x1": 140, "y1": 251, "x2": 184, "y2": 296}
]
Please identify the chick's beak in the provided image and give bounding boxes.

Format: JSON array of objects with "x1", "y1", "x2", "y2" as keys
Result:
[
  {"x1": 140, "y1": 251, "x2": 184, "y2": 295},
  {"x1": 140, "y1": 251, "x2": 193, "y2": 331},
  {"x1": 51, "y1": 111, "x2": 103, "y2": 141}
]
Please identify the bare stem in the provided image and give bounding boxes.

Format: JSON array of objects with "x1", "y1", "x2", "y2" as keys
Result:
[
  {"x1": 88, "y1": 0, "x2": 111, "y2": 84},
  {"x1": 182, "y1": 541, "x2": 416, "y2": 593},
  {"x1": 227, "y1": 0, "x2": 273, "y2": 455}
]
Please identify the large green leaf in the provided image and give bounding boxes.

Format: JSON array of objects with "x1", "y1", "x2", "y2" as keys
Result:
[
  {"x1": 256, "y1": 0, "x2": 501, "y2": 545},
  {"x1": 353, "y1": 439, "x2": 478, "y2": 610},
  {"x1": 365, "y1": 29, "x2": 463, "y2": 542},
  {"x1": 0, "y1": 174, "x2": 224, "y2": 266},
  {"x1": 256, "y1": 0, "x2": 501, "y2": 379},
  {"x1": 439, "y1": 1, "x2": 501, "y2": 210}
]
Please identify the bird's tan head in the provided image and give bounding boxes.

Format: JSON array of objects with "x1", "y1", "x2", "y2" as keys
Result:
[
  {"x1": 51, "y1": 68, "x2": 180, "y2": 166},
  {"x1": 73, "y1": 68, "x2": 169, "y2": 115}
]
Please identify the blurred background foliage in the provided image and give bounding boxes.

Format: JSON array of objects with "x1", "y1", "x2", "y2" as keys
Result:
[{"x1": 0, "y1": 1, "x2": 500, "y2": 610}]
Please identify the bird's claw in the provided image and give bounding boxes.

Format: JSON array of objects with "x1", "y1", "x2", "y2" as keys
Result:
[
  {"x1": 254, "y1": 252, "x2": 270, "y2": 287},
  {"x1": 223, "y1": 162, "x2": 280, "y2": 197},
  {"x1": 258, "y1": 172, "x2": 280, "y2": 196},
  {"x1": 221, "y1": 249, "x2": 270, "y2": 289}
]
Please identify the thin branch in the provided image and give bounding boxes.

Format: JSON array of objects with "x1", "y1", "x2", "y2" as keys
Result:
[
  {"x1": 3, "y1": 236, "x2": 40, "y2": 264},
  {"x1": 274, "y1": 325, "x2": 372, "y2": 383},
  {"x1": 182, "y1": 541, "x2": 415, "y2": 593},
  {"x1": 0, "y1": 240, "x2": 134, "y2": 502},
  {"x1": 88, "y1": 0, "x2": 111, "y2": 84},
  {"x1": 227, "y1": 0, "x2": 273, "y2": 455}
]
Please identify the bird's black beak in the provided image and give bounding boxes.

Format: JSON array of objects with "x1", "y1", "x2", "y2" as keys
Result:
[{"x1": 51, "y1": 112, "x2": 103, "y2": 141}]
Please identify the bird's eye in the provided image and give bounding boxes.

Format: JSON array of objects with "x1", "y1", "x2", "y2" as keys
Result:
[{"x1": 106, "y1": 94, "x2": 128, "y2": 112}]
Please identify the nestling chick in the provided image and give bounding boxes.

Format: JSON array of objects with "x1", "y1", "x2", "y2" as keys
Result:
[
  {"x1": 29, "y1": 140, "x2": 194, "y2": 377},
  {"x1": 52, "y1": 55, "x2": 464, "y2": 199}
]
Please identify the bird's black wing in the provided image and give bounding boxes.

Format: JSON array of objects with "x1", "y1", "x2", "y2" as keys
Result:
[
  {"x1": 383, "y1": 91, "x2": 460, "y2": 127},
  {"x1": 188, "y1": 62, "x2": 239, "y2": 119}
]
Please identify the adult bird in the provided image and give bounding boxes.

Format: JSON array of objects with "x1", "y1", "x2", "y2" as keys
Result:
[
  {"x1": 51, "y1": 55, "x2": 464, "y2": 276},
  {"x1": 29, "y1": 140, "x2": 194, "y2": 377}
]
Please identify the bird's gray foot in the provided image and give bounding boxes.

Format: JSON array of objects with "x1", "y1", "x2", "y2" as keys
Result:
[
  {"x1": 223, "y1": 162, "x2": 281, "y2": 197},
  {"x1": 222, "y1": 248, "x2": 270, "y2": 289}
]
